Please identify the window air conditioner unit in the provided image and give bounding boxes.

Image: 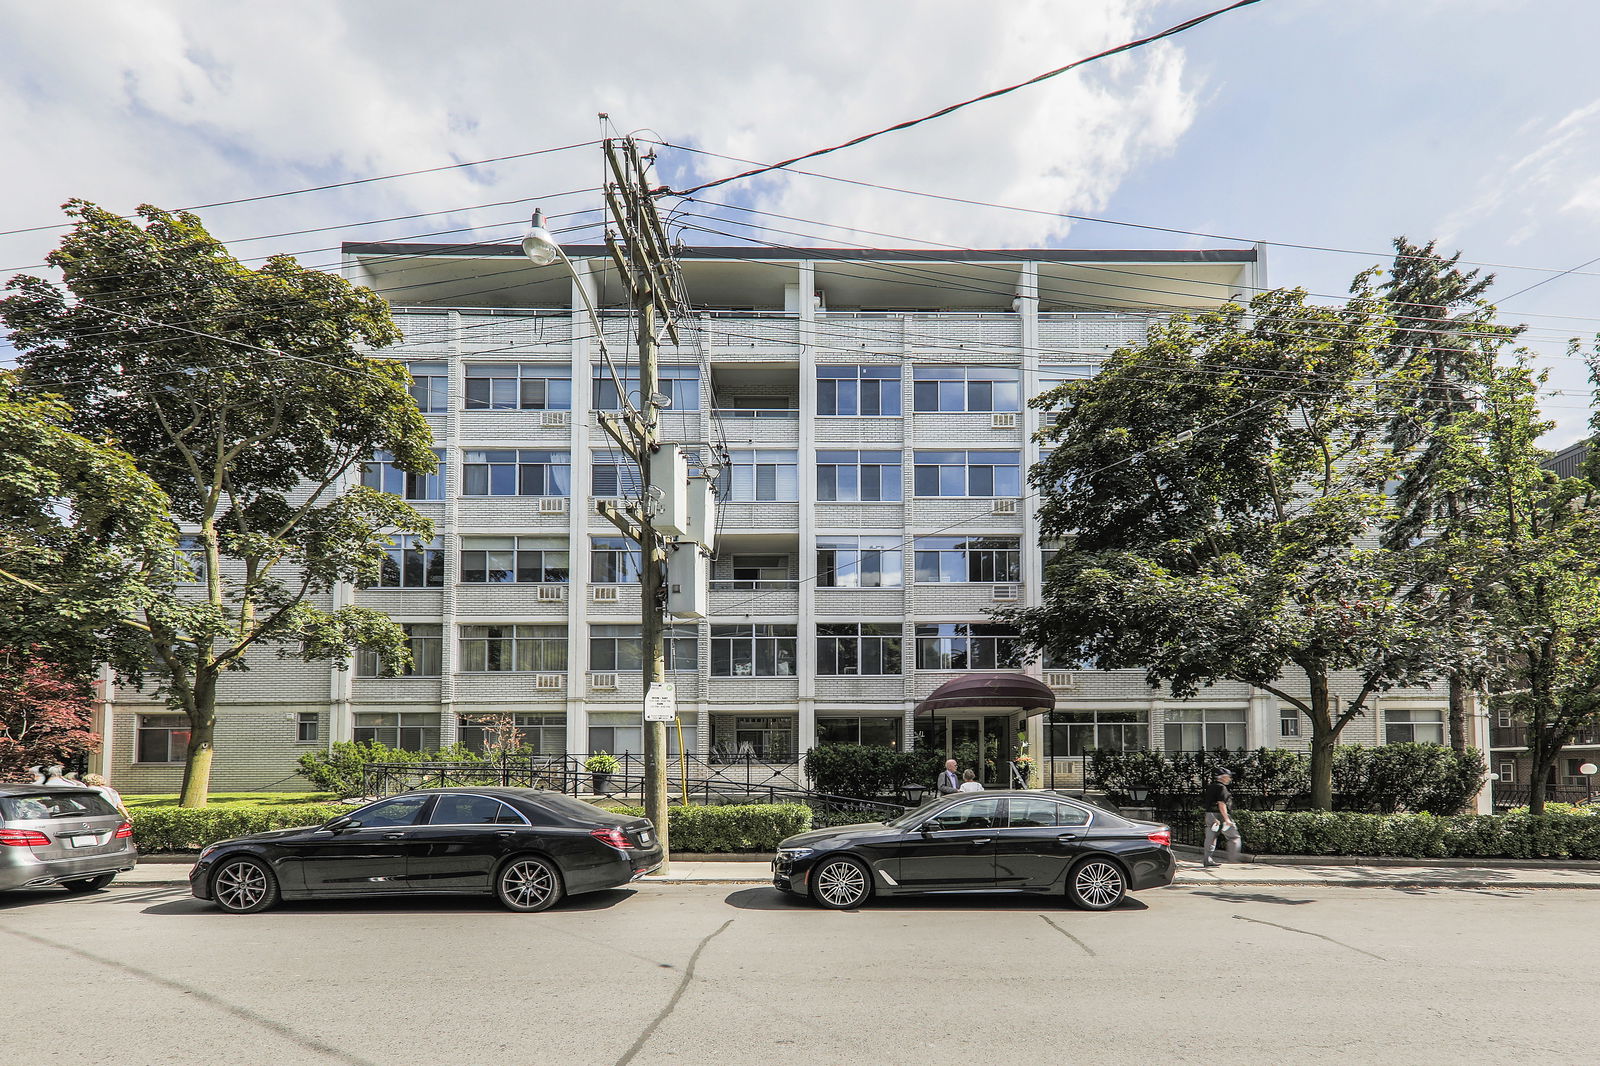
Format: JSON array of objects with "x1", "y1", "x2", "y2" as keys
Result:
[
  {"x1": 538, "y1": 497, "x2": 568, "y2": 515},
  {"x1": 534, "y1": 673, "x2": 563, "y2": 691},
  {"x1": 992, "y1": 584, "x2": 1020, "y2": 602},
  {"x1": 991, "y1": 498, "x2": 1019, "y2": 515},
  {"x1": 991, "y1": 412, "x2": 1018, "y2": 429},
  {"x1": 541, "y1": 410, "x2": 569, "y2": 428},
  {"x1": 537, "y1": 584, "x2": 565, "y2": 602},
  {"x1": 591, "y1": 585, "x2": 620, "y2": 603},
  {"x1": 590, "y1": 672, "x2": 618, "y2": 691},
  {"x1": 1045, "y1": 670, "x2": 1076, "y2": 691}
]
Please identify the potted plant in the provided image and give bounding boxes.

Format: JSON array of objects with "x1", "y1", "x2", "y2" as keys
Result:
[
  {"x1": 585, "y1": 752, "x2": 619, "y2": 793},
  {"x1": 1012, "y1": 754, "x2": 1036, "y2": 788}
]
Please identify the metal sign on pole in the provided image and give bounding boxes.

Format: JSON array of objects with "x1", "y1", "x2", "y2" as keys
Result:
[{"x1": 644, "y1": 682, "x2": 677, "y2": 722}]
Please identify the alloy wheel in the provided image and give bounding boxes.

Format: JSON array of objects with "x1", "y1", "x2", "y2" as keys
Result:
[
  {"x1": 500, "y1": 859, "x2": 558, "y2": 911},
  {"x1": 814, "y1": 859, "x2": 868, "y2": 908},
  {"x1": 1073, "y1": 861, "x2": 1125, "y2": 909},
  {"x1": 214, "y1": 860, "x2": 269, "y2": 912}
]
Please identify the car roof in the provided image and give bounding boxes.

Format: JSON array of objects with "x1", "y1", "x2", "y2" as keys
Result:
[
  {"x1": 0, "y1": 784, "x2": 99, "y2": 796},
  {"x1": 389, "y1": 787, "x2": 551, "y2": 801}
]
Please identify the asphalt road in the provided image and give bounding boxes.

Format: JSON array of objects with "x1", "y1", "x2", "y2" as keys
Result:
[{"x1": 2, "y1": 880, "x2": 1594, "y2": 1066}]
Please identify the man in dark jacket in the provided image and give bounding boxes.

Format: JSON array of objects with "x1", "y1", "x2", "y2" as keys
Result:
[
  {"x1": 1201, "y1": 768, "x2": 1242, "y2": 867},
  {"x1": 936, "y1": 759, "x2": 961, "y2": 795}
]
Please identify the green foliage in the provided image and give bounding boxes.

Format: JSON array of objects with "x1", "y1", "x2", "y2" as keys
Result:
[
  {"x1": 1090, "y1": 744, "x2": 1484, "y2": 814},
  {"x1": 584, "y1": 752, "x2": 619, "y2": 774},
  {"x1": 606, "y1": 803, "x2": 812, "y2": 852},
  {"x1": 295, "y1": 740, "x2": 487, "y2": 797},
  {"x1": 131, "y1": 803, "x2": 348, "y2": 851},
  {"x1": 1235, "y1": 810, "x2": 1600, "y2": 860},
  {"x1": 804, "y1": 745, "x2": 944, "y2": 799}
]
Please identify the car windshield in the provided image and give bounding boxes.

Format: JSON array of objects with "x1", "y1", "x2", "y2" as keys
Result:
[
  {"x1": 882, "y1": 796, "x2": 950, "y2": 828},
  {"x1": 1, "y1": 792, "x2": 115, "y2": 820}
]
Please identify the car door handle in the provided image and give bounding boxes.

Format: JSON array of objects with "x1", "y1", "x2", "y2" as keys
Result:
[
  {"x1": 1057, "y1": 834, "x2": 1082, "y2": 843},
  {"x1": 382, "y1": 833, "x2": 405, "y2": 839},
  {"x1": 970, "y1": 838, "x2": 991, "y2": 846}
]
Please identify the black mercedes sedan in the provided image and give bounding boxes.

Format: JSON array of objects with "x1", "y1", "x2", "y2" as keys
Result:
[
  {"x1": 189, "y1": 788, "x2": 661, "y2": 913},
  {"x1": 773, "y1": 790, "x2": 1173, "y2": 910}
]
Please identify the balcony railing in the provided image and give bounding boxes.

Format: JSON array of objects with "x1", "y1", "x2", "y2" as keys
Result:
[
  {"x1": 710, "y1": 579, "x2": 798, "y2": 590},
  {"x1": 710, "y1": 407, "x2": 799, "y2": 420}
]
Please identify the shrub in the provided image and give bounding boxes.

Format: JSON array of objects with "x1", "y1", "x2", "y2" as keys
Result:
[
  {"x1": 606, "y1": 803, "x2": 812, "y2": 852},
  {"x1": 1232, "y1": 810, "x2": 1600, "y2": 859},
  {"x1": 296, "y1": 741, "x2": 489, "y2": 797},
  {"x1": 804, "y1": 745, "x2": 942, "y2": 799},
  {"x1": 131, "y1": 803, "x2": 347, "y2": 851}
]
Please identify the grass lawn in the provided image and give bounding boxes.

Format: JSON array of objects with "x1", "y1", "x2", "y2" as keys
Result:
[{"x1": 123, "y1": 792, "x2": 337, "y2": 809}]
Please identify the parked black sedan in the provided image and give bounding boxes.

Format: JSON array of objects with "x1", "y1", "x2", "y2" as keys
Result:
[
  {"x1": 773, "y1": 790, "x2": 1173, "y2": 910},
  {"x1": 189, "y1": 788, "x2": 661, "y2": 913}
]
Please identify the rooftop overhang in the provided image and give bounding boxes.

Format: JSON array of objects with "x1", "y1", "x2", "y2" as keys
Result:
[{"x1": 914, "y1": 673, "x2": 1056, "y2": 719}]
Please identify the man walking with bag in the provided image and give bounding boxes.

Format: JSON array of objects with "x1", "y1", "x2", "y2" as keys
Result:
[
  {"x1": 936, "y1": 759, "x2": 962, "y2": 795},
  {"x1": 1202, "y1": 768, "x2": 1242, "y2": 868}
]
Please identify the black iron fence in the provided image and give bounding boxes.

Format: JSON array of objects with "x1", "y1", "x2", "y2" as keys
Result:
[{"x1": 1491, "y1": 785, "x2": 1596, "y2": 810}]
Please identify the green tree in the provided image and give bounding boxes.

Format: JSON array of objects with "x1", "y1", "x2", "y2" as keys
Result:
[
  {"x1": 1008, "y1": 285, "x2": 1449, "y2": 809},
  {"x1": 1, "y1": 201, "x2": 436, "y2": 806},
  {"x1": 0, "y1": 372, "x2": 174, "y2": 676}
]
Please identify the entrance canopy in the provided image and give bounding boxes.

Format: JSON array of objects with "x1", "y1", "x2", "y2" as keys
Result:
[{"x1": 914, "y1": 673, "x2": 1056, "y2": 718}]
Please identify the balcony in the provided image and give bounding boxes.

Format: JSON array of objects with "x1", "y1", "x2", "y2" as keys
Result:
[
  {"x1": 709, "y1": 534, "x2": 800, "y2": 616},
  {"x1": 710, "y1": 364, "x2": 800, "y2": 446},
  {"x1": 705, "y1": 312, "x2": 800, "y2": 349}
]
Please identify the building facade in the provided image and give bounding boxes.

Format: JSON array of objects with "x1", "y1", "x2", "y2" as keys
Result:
[{"x1": 99, "y1": 243, "x2": 1460, "y2": 793}]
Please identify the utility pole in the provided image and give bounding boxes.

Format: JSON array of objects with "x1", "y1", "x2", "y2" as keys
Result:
[{"x1": 591, "y1": 137, "x2": 689, "y2": 870}]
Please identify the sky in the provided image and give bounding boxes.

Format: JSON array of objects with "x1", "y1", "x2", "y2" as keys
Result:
[{"x1": 1, "y1": 0, "x2": 1597, "y2": 444}]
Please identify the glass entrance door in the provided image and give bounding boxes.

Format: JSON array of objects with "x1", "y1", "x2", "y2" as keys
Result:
[{"x1": 940, "y1": 716, "x2": 1015, "y2": 785}]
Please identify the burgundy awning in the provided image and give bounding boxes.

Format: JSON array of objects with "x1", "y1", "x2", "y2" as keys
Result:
[{"x1": 913, "y1": 673, "x2": 1056, "y2": 717}]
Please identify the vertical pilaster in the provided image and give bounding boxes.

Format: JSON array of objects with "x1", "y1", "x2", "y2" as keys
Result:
[
  {"x1": 796, "y1": 260, "x2": 818, "y2": 757},
  {"x1": 567, "y1": 264, "x2": 596, "y2": 755},
  {"x1": 436, "y1": 310, "x2": 463, "y2": 747}
]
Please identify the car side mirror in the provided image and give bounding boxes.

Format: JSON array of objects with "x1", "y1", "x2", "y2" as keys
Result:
[
  {"x1": 323, "y1": 816, "x2": 357, "y2": 833},
  {"x1": 919, "y1": 821, "x2": 940, "y2": 835}
]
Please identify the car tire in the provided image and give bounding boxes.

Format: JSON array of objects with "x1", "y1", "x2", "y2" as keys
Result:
[
  {"x1": 810, "y1": 856, "x2": 871, "y2": 910},
  {"x1": 211, "y1": 857, "x2": 280, "y2": 914},
  {"x1": 62, "y1": 874, "x2": 115, "y2": 893},
  {"x1": 496, "y1": 855, "x2": 564, "y2": 912},
  {"x1": 1066, "y1": 857, "x2": 1127, "y2": 911}
]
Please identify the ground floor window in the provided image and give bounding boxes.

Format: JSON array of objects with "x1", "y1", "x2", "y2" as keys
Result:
[
  {"x1": 1162, "y1": 707, "x2": 1246, "y2": 752},
  {"x1": 712, "y1": 715, "x2": 794, "y2": 761},
  {"x1": 588, "y1": 713, "x2": 698, "y2": 757},
  {"x1": 1498, "y1": 761, "x2": 1515, "y2": 784},
  {"x1": 354, "y1": 712, "x2": 439, "y2": 752},
  {"x1": 1384, "y1": 708, "x2": 1444, "y2": 745},
  {"x1": 1047, "y1": 709, "x2": 1148, "y2": 756},
  {"x1": 296, "y1": 712, "x2": 320, "y2": 744},
  {"x1": 817, "y1": 715, "x2": 902, "y2": 748},
  {"x1": 136, "y1": 715, "x2": 190, "y2": 763},
  {"x1": 458, "y1": 714, "x2": 566, "y2": 755}
]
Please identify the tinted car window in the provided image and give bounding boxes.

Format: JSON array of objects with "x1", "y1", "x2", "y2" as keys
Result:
[
  {"x1": 1, "y1": 792, "x2": 115, "y2": 820},
  {"x1": 928, "y1": 797, "x2": 1004, "y2": 831},
  {"x1": 1006, "y1": 798, "x2": 1090, "y2": 828},
  {"x1": 430, "y1": 795, "x2": 523, "y2": 825},
  {"x1": 351, "y1": 795, "x2": 429, "y2": 828},
  {"x1": 527, "y1": 793, "x2": 620, "y2": 824}
]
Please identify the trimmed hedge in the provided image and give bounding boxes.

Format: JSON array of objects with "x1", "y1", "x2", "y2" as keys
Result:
[
  {"x1": 804, "y1": 745, "x2": 943, "y2": 799},
  {"x1": 1234, "y1": 810, "x2": 1600, "y2": 860},
  {"x1": 607, "y1": 803, "x2": 812, "y2": 852},
  {"x1": 131, "y1": 804, "x2": 347, "y2": 851}
]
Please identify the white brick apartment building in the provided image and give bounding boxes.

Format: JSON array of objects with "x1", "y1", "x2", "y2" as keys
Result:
[{"x1": 97, "y1": 242, "x2": 1459, "y2": 793}]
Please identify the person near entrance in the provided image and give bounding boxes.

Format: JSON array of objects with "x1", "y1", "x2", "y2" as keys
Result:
[
  {"x1": 1202, "y1": 768, "x2": 1242, "y2": 867},
  {"x1": 958, "y1": 769, "x2": 984, "y2": 792},
  {"x1": 936, "y1": 759, "x2": 961, "y2": 795}
]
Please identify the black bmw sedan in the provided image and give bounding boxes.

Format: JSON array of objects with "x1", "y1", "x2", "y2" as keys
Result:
[
  {"x1": 773, "y1": 790, "x2": 1173, "y2": 910},
  {"x1": 189, "y1": 788, "x2": 661, "y2": 913}
]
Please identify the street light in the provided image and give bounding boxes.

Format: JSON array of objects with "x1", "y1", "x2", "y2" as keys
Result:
[
  {"x1": 1581, "y1": 762, "x2": 1598, "y2": 804},
  {"x1": 521, "y1": 209, "x2": 561, "y2": 266}
]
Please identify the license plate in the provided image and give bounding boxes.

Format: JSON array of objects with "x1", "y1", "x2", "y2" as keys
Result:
[
  {"x1": 68, "y1": 834, "x2": 101, "y2": 849},
  {"x1": 639, "y1": 831, "x2": 653, "y2": 845}
]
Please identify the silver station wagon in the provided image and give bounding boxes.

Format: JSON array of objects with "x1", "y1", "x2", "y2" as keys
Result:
[{"x1": 0, "y1": 785, "x2": 137, "y2": 894}]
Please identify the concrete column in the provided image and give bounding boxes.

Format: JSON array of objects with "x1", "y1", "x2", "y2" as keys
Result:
[
  {"x1": 796, "y1": 260, "x2": 818, "y2": 757},
  {"x1": 566, "y1": 262, "x2": 597, "y2": 756},
  {"x1": 436, "y1": 310, "x2": 463, "y2": 747}
]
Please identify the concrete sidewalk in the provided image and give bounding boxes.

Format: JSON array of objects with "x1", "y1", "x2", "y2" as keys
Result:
[{"x1": 111, "y1": 856, "x2": 1600, "y2": 891}]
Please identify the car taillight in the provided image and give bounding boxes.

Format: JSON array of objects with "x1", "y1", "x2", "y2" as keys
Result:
[
  {"x1": 1147, "y1": 829, "x2": 1172, "y2": 847},
  {"x1": 114, "y1": 822, "x2": 134, "y2": 839},
  {"x1": 0, "y1": 828, "x2": 51, "y2": 847},
  {"x1": 590, "y1": 827, "x2": 632, "y2": 850}
]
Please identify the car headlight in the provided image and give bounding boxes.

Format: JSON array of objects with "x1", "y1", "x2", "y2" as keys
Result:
[
  {"x1": 197, "y1": 845, "x2": 220, "y2": 862},
  {"x1": 777, "y1": 848, "x2": 814, "y2": 861}
]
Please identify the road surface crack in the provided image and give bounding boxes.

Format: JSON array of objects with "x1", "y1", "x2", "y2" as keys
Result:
[
  {"x1": 1232, "y1": 913, "x2": 1387, "y2": 960},
  {"x1": 1040, "y1": 914, "x2": 1097, "y2": 956},
  {"x1": 614, "y1": 918, "x2": 734, "y2": 1066}
]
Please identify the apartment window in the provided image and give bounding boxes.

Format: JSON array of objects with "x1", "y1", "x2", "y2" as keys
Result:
[
  {"x1": 817, "y1": 450, "x2": 902, "y2": 502},
  {"x1": 590, "y1": 451, "x2": 643, "y2": 500},
  {"x1": 594, "y1": 365, "x2": 699, "y2": 411},
  {"x1": 356, "y1": 624, "x2": 443, "y2": 678},
  {"x1": 913, "y1": 450, "x2": 1021, "y2": 497},
  {"x1": 912, "y1": 366, "x2": 1021, "y2": 412},
  {"x1": 816, "y1": 536, "x2": 903, "y2": 588},
  {"x1": 914, "y1": 536, "x2": 1021, "y2": 583},
  {"x1": 589, "y1": 624, "x2": 698, "y2": 673},
  {"x1": 914, "y1": 624, "x2": 1022, "y2": 671},
  {"x1": 1047, "y1": 710, "x2": 1148, "y2": 757},
  {"x1": 463, "y1": 363, "x2": 571, "y2": 410},
  {"x1": 1036, "y1": 363, "x2": 1098, "y2": 400},
  {"x1": 1496, "y1": 708, "x2": 1512, "y2": 728},
  {"x1": 1163, "y1": 708, "x2": 1247, "y2": 752},
  {"x1": 1563, "y1": 759, "x2": 1594, "y2": 787},
  {"x1": 462, "y1": 450, "x2": 571, "y2": 497},
  {"x1": 817, "y1": 716, "x2": 902, "y2": 748},
  {"x1": 591, "y1": 537, "x2": 643, "y2": 583},
  {"x1": 817, "y1": 365, "x2": 901, "y2": 416},
  {"x1": 372, "y1": 536, "x2": 444, "y2": 589},
  {"x1": 728, "y1": 450, "x2": 798, "y2": 502},
  {"x1": 727, "y1": 555, "x2": 791, "y2": 589},
  {"x1": 458, "y1": 714, "x2": 566, "y2": 756},
  {"x1": 1498, "y1": 762, "x2": 1515, "y2": 784},
  {"x1": 1384, "y1": 709, "x2": 1445, "y2": 745},
  {"x1": 710, "y1": 625, "x2": 797, "y2": 677},
  {"x1": 173, "y1": 534, "x2": 205, "y2": 583},
  {"x1": 717, "y1": 715, "x2": 794, "y2": 761},
  {"x1": 816, "y1": 623, "x2": 902, "y2": 676},
  {"x1": 136, "y1": 715, "x2": 190, "y2": 763},
  {"x1": 458, "y1": 625, "x2": 567, "y2": 672},
  {"x1": 353, "y1": 712, "x2": 439, "y2": 752},
  {"x1": 406, "y1": 362, "x2": 448, "y2": 412},
  {"x1": 459, "y1": 536, "x2": 569, "y2": 584},
  {"x1": 362, "y1": 449, "x2": 444, "y2": 501},
  {"x1": 1280, "y1": 713, "x2": 1301, "y2": 738},
  {"x1": 296, "y1": 712, "x2": 319, "y2": 744}
]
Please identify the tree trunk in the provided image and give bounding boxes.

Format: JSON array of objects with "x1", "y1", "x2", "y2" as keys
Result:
[
  {"x1": 178, "y1": 670, "x2": 218, "y2": 808},
  {"x1": 1448, "y1": 674, "x2": 1468, "y2": 753},
  {"x1": 1307, "y1": 671, "x2": 1337, "y2": 810},
  {"x1": 1526, "y1": 726, "x2": 1555, "y2": 816}
]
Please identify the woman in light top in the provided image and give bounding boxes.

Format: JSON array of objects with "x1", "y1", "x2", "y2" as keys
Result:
[{"x1": 957, "y1": 769, "x2": 984, "y2": 792}]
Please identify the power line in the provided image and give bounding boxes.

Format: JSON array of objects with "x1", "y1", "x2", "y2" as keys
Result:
[{"x1": 659, "y1": 1, "x2": 1265, "y2": 197}]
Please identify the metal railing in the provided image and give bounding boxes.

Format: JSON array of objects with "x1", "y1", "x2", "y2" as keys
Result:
[
  {"x1": 1491, "y1": 786, "x2": 1596, "y2": 810},
  {"x1": 710, "y1": 407, "x2": 799, "y2": 419}
]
